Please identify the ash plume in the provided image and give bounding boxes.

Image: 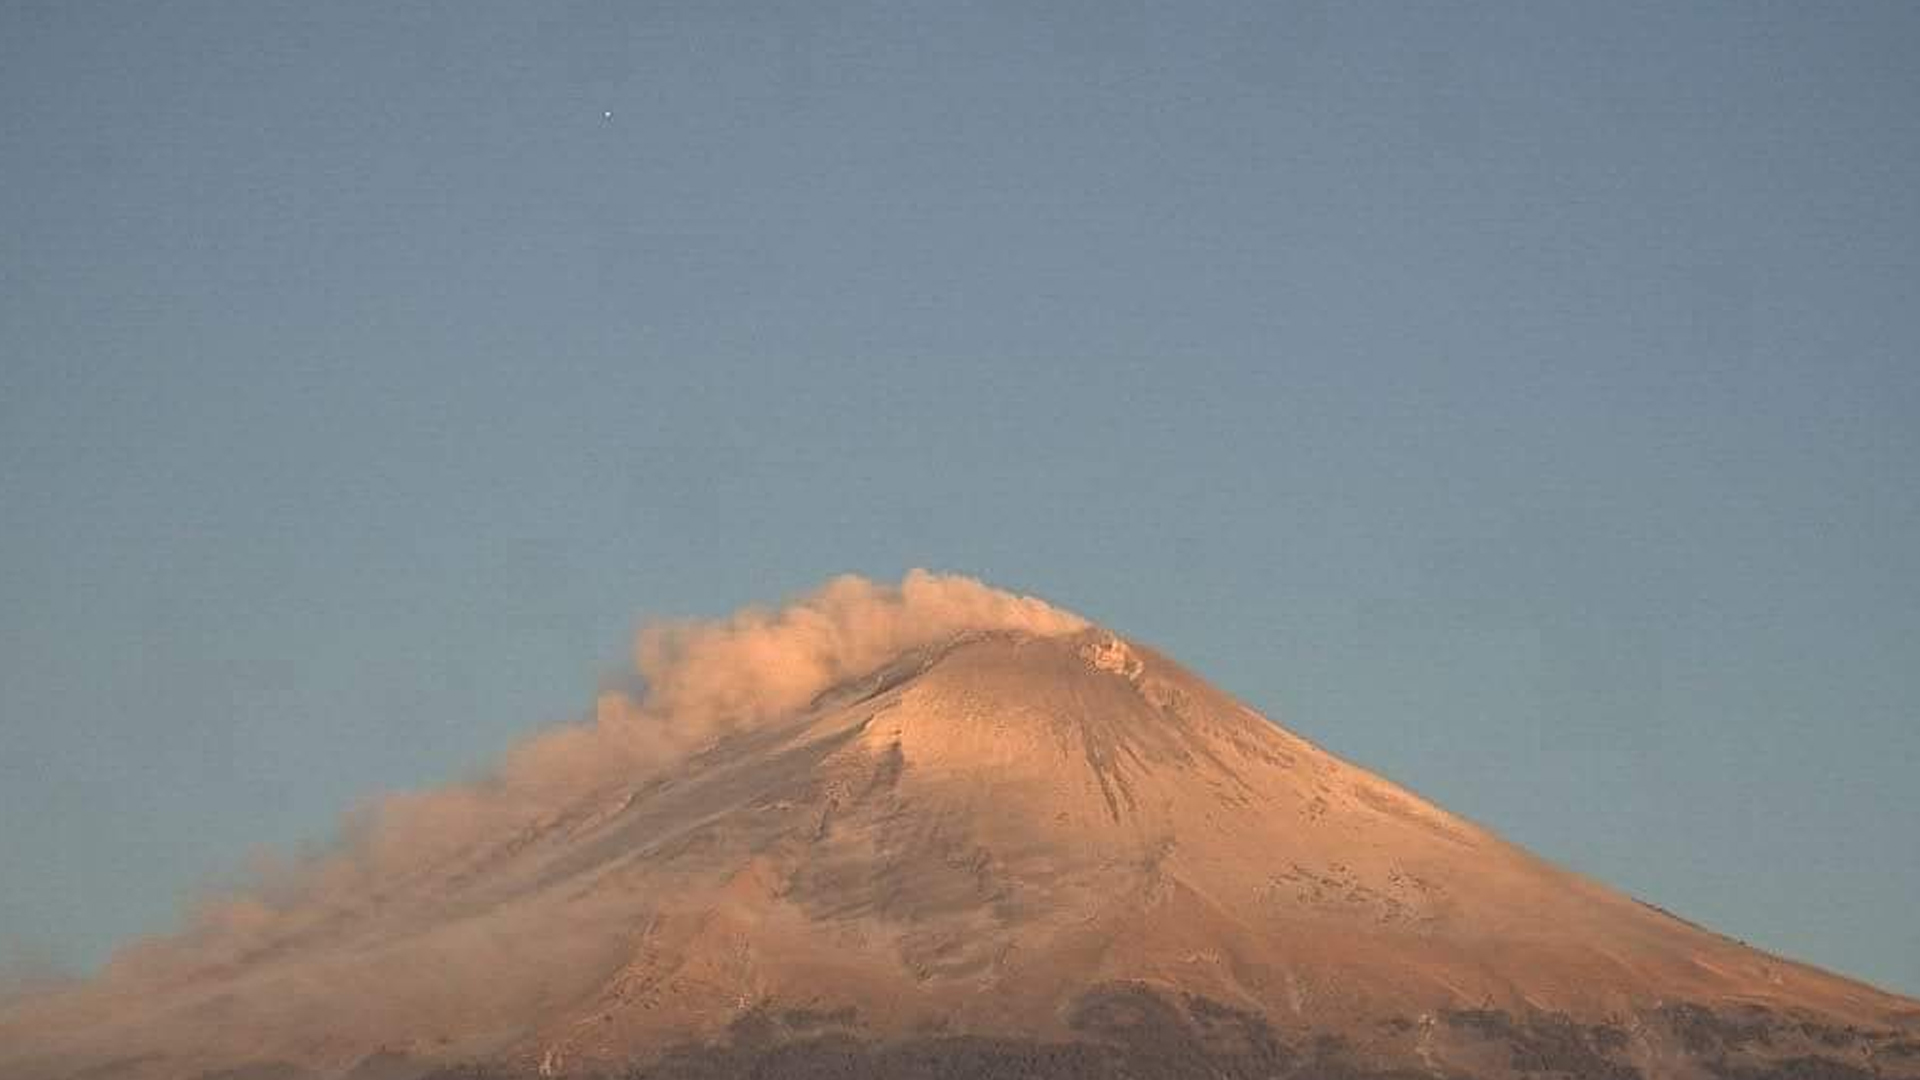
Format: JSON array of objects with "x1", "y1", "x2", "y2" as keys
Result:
[{"x1": 34, "y1": 571, "x2": 1086, "y2": 1001}]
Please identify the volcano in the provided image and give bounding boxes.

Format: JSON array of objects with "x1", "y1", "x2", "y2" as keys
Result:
[{"x1": 4, "y1": 575, "x2": 1916, "y2": 1080}]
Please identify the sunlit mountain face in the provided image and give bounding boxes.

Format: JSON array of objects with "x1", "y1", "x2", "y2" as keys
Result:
[{"x1": 5, "y1": 576, "x2": 1916, "y2": 1080}]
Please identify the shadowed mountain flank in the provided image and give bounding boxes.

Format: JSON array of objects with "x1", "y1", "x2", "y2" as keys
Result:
[{"x1": 4, "y1": 578, "x2": 1914, "y2": 1080}]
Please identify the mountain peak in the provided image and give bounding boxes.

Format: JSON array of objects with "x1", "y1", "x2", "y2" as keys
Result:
[{"x1": 5, "y1": 574, "x2": 1916, "y2": 1080}]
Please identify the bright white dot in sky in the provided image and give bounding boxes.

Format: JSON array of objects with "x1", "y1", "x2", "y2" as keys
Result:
[{"x1": 603, "y1": 111, "x2": 613, "y2": 120}]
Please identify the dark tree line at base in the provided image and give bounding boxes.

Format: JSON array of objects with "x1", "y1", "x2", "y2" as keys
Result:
[{"x1": 403, "y1": 985, "x2": 1910, "y2": 1080}]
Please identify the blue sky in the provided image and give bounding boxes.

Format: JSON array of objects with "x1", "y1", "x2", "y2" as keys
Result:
[{"x1": 2, "y1": 2, "x2": 1917, "y2": 995}]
